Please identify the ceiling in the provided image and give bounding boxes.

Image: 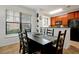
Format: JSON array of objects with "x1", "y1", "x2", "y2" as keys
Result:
[{"x1": 23, "y1": 5, "x2": 79, "y2": 17}]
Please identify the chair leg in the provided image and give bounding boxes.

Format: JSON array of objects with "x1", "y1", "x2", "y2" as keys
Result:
[
  {"x1": 22, "y1": 45, "x2": 25, "y2": 54},
  {"x1": 57, "y1": 50, "x2": 63, "y2": 54},
  {"x1": 19, "y1": 43, "x2": 22, "y2": 53},
  {"x1": 19, "y1": 46, "x2": 21, "y2": 53}
]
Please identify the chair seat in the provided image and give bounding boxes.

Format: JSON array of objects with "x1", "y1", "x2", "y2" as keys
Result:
[
  {"x1": 24, "y1": 43, "x2": 27, "y2": 47},
  {"x1": 51, "y1": 30, "x2": 67, "y2": 54},
  {"x1": 51, "y1": 45, "x2": 64, "y2": 54},
  {"x1": 53, "y1": 44, "x2": 56, "y2": 47}
]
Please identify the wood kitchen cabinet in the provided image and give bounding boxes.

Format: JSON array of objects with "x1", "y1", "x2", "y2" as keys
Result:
[
  {"x1": 50, "y1": 17, "x2": 56, "y2": 26},
  {"x1": 50, "y1": 15, "x2": 68, "y2": 27},
  {"x1": 61, "y1": 15, "x2": 68, "y2": 26},
  {"x1": 74, "y1": 11, "x2": 78, "y2": 19},
  {"x1": 68, "y1": 12, "x2": 75, "y2": 20},
  {"x1": 77, "y1": 11, "x2": 79, "y2": 19},
  {"x1": 75, "y1": 11, "x2": 79, "y2": 19},
  {"x1": 50, "y1": 11, "x2": 79, "y2": 27},
  {"x1": 68, "y1": 11, "x2": 79, "y2": 20}
]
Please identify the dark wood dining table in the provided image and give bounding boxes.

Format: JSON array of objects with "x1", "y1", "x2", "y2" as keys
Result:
[{"x1": 27, "y1": 32, "x2": 57, "y2": 54}]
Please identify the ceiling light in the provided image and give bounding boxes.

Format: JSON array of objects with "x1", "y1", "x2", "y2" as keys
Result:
[{"x1": 49, "y1": 8, "x2": 63, "y2": 15}]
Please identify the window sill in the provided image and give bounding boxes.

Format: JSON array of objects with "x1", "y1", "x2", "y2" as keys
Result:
[{"x1": 6, "y1": 33, "x2": 18, "y2": 38}]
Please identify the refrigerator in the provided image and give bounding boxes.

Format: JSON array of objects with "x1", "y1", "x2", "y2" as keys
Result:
[{"x1": 68, "y1": 20, "x2": 79, "y2": 42}]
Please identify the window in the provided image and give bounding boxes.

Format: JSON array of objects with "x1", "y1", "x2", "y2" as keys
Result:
[
  {"x1": 6, "y1": 9, "x2": 20, "y2": 34},
  {"x1": 42, "y1": 16, "x2": 50, "y2": 27},
  {"x1": 6, "y1": 9, "x2": 31, "y2": 35},
  {"x1": 21, "y1": 13, "x2": 31, "y2": 32}
]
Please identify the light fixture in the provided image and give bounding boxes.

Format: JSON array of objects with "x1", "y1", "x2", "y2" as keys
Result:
[{"x1": 49, "y1": 8, "x2": 63, "y2": 15}]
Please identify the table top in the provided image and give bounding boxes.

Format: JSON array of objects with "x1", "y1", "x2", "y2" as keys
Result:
[{"x1": 27, "y1": 32, "x2": 57, "y2": 45}]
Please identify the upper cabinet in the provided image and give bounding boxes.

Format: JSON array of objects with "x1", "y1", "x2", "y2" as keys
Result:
[
  {"x1": 68, "y1": 12, "x2": 74, "y2": 20},
  {"x1": 61, "y1": 15, "x2": 68, "y2": 26},
  {"x1": 50, "y1": 17, "x2": 56, "y2": 26},
  {"x1": 51, "y1": 14, "x2": 68, "y2": 26},
  {"x1": 50, "y1": 10, "x2": 79, "y2": 27},
  {"x1": 68, "y1": 11, "x2": 79, "y2": 20}
]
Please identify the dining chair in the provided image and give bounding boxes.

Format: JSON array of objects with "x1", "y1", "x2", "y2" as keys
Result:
[
  {"x1": 18, "y1": 31, "x2": 28, "y2": 54},
  {"x1": 47, "y1": 28, "x2": 54, "y2": 36},
  {"x1": 52, "y1": 30, "x2": 67, "y2": 54},
  {"x1": 43, "y1": 30, "x2": 67, "y2": 54},
  {"x1": 22, "y1": 29, "x2": 38, "y2": 54},
  {"x1": 40, "y1": 27, "x2": 45, "y2": 35},
  {"x1": 18, "y1": 32, "x2": 24, "y2": 53},
  {"x1": 23, "y1": 29, "x2": 30, "y2": 54},
  {"x1": 24, "y1": 29, "x2": 41, "y2": 54}
]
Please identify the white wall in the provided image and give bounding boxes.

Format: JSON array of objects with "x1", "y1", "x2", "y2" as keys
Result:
[{"x1": 0, "y1": 5, "x2": 36, "y2": 47}]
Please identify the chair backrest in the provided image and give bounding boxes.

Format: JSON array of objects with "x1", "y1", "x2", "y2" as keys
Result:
[
  {"x1": 25, "y1": 29, "x2": 28, "y2": 40},
  {"x1": 18, "y1": 31, "x2": 27, "y2": 45},
  {"x1": 24, "y1": 29, "x2": 32, "y2": 53},
  {"x1": 56, "y1": 30, "x2": 67, "y2": 53},
  {"x1": 47, "y1": 28, "x2": 54, "y2": 36},
  {"x1": 24, "y1": 29, "x2": 31, "y2": 46},
  {"x1": 18, "y1": 32, "x2": 23, "y2": 42}
]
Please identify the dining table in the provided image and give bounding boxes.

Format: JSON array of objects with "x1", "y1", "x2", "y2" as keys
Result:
[{"x1": 27, "y1": 32, "x2": 58, "y2": 54}]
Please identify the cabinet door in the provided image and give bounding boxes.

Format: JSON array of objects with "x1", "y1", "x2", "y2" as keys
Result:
[
  {"x1": 68, "y1": 13, "x2": 71, "y2": 20},
  {"x1": 53, "y1": 17, "x2": 56, "y2": 26},
  {"x1": 50, "y1": 17, "x2": 56, "y2": 26},
  {"x1": 50, "y1": 18, "x2": 52, "y2": 26},
  {"x1": 77, "y1": 11, "x2": 79, "y2": 19},
  {"x1": 62, "y1": 15, "x2": 68, "y2": 26},
  {"x1": 55, "y1": 16, "x2": 58, "y2": 21},
  {"x1": 57, "y1": 16, "x2": 62, "y2": 21},
  {"x1": 71, "y1": 12, "x2": 75, "y2": 19},
  {"x1": 74, "y1": 11, "x2": 78, "y2": 19},
  {"x1": 68, "y1": 12, "x2": 75, "y2": 20}
]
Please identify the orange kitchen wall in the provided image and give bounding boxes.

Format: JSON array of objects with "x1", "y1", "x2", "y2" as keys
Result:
[{"x1": 50, "y1": 11, "x2": 79, "y2": 27}]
